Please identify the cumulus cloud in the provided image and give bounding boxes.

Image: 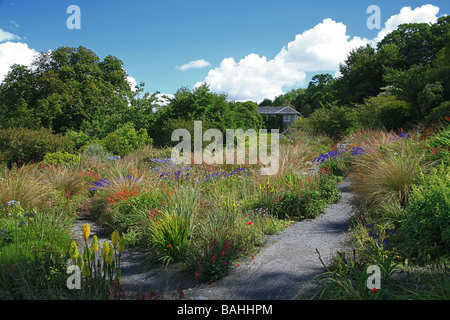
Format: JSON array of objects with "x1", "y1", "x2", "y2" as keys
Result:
[
  {"x1": 202, "y1": 18, "x2": 367, "y2": 102},
  {"x1": 200, "y1": 5, "x2": 442, "y2": 102},
  {"x1": 374, "y1": 4, "x2": 440, "y2": 43},
  {"x1": 0, "y1": 28, "x2": 20, "y2": 42},
  {"x1": 176, "y1": 59, "x2": 210, "y2": 71},
  {"x1": 0, "y1": 41, "x2": 38, "y2": 83},
  {"x1": 127, "y1": 75, "x2": 137, "y2": 91}
]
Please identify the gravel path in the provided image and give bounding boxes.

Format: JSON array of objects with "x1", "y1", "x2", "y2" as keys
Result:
[{"x1": 71, "y1": 179, "x2": 357, "y2": 300}]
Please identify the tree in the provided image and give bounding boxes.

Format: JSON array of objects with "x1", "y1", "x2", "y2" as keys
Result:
[
  {"x1": 165, "y1": 83, "x2": 231, "y2": 132},
  {"x1": 332, "y1": 44, "x2": 383, "y2": 105},
  {"x1": 293, "y1": 74, "x2": 334, "y2": 116},
  {"x1": 377, "y1": 17, "x2": 450, "y2": 70},
  {"x1": 228, "y1": 101, "x2": 263, "y2": 130},
  {"x1": 0, "y1": 46, "x2": 136, "y2": 135},
  {"x1": 383, "y1": 64, "x2": 431, "y2": 118}
]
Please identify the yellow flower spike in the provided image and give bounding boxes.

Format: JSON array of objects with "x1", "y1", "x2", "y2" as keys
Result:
[
  {"x1": 91, "y1": 235, "x2": 99, "y2": 253},
  {"x1": 82, "y1": 223, "x2": 90, "y2": 242},
  {"x1": 105, "y1": 244, "x2": 114, "y2": 264},
  {"x1": 76, "y1": 256, "x2": 83, "y2": 269},
  {"x1": 69, "y1": 240, "x2": 79, "y2": 262},
  {"x1": 82, "y1": 246, "x2": 89, "y2": 261},
  {"x1": 111, "y1": 230, "x2": 119, "y2": 248},
  {"x1": 118, "y1": 236, "x2": 125, "y2": 253},
  {"x1": 101, "y1": 240, "x2": 110, "y2": 259},
  {"x1": 82, "y1": 263, "x2": 90, "y2": 277}
]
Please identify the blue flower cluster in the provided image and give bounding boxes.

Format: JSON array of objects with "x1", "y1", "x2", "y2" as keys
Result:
[
  {"x1": 90, "y1": 178, "x2": 110, "y2": 191},
  {"x1": 366, "y1": 224, "x2": 397, "y2": 249},
  {"x1": 108, "y1": 155, "x2": 121, "y2": 161},
  {"x1": 203, "y1": 167, "x2": 247, "y2": 183},
  {"x1": 396, "y1": 132, "x2": 410, "y2": 139},
  {"x1": 313, "y1": 145, "x2": 365, "y2": 164},
  {"x1": 150, "y1": 158, "x2": 193, "y2": 181}
]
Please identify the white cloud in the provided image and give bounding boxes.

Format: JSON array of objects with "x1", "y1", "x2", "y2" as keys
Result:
[
  {"x1": 0, "y1": 41, "x2": 38, "y2": 83},
  {"x1": 200, "y1": 5, "x2": 442, "y2": 102},
  {"x1": 127, "y1": 75, "x2": 137, "y2": 91},
  {"x1": 0, "y1": 28, "x2": 20, "y2": 42},
  {"x1": 202, "y1": 18, "x2": 367, "y2": 102},
  {"x1": 176, "y1": 59, "x2": 210, "y2": 71},
  {"x1": 374, "y1": 4, "x2": 440, "y2": 42},
  {"x1": 156, "y1": 93, "x2": 174, "y2": 106}
]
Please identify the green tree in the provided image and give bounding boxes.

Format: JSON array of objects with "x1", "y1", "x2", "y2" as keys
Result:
[
  {"x1": 165, "y1": 84, "x2": 231, "y2": 132},
  {"x1": 228, "y1": 101, "x2": 264, "y2": 130},
  {"x1": 293, "y1": 74, "x2": 334, "y2": 116},
  {"x1": 0, "y1": 46, "x2": 136, "y2": 135},
  {"x1": 383, "y1": 64, "x2": 431, "y2": 119},
  {"x1": 332, "y1": 44, "x2": 383, "y2": 105},
  {"x1": 377, "y1": 17, "x2": 450, "y2": 70}
]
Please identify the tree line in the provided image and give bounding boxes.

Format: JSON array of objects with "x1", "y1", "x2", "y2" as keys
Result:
[
  {"x1": 0, "y1": 16, "x2": 449, "y2": 158},
  {"x1": 262, "y1": 16, "x2": 450, "y2": 137}
]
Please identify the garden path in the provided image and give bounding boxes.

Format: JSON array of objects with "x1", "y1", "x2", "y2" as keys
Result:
[{"x1": 72, "y1": 178, "x2": 357, "y2": 300}]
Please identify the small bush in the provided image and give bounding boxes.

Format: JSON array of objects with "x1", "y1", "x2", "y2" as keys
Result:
[
  {"x1": 65, "y1": 130, "x2": 92, "y2": 150},
  {"x1": 0, "y1": 127, "x2": 74, "y2": 167},
  {"x1": 376, "y1": 99, "x2": 412, "y2": 131},
  {"x1": 43, "y1": 151, "x2": 82, "y2": 166},
  {"x1": 82, "y1": 144, "x2": 112, "y2": 161},
  {"x1": 400, "y1": 164, "x2": 450, "y2": 261},
  {"x1": 100, "y1": 123, "x2": 153, "y2": 156},
  {"x1": 186, "y1": 238, "x2": 237, "y2": 283},
  {"x1": 307, "y1": 105, "x2": 358, "y2": 139}
]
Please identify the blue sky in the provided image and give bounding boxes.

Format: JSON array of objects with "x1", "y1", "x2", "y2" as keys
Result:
[{"x1": 0, "y1": 0, "x2": 449, "y2": 102}]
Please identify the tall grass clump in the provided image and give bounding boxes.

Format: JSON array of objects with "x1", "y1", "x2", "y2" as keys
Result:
[
  {"x1": 148, "y1": 185, "x2": 199, "y2": 267},
  {"x1": 0, "y1": 166, "x2": 54, "y2": 209},
  {"x1": 351, "y1": 137, "x2": 429, "y2": 208}
]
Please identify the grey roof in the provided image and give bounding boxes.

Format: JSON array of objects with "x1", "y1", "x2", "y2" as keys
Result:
[{"x1": 257, "y1": 106, "x2": 300, "y2": 115}]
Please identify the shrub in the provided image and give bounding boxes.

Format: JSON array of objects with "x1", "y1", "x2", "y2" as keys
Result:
[
  {"x1": 424, "y1": 101, "x2": 450, "y2": 126},
  {"x1": 423, "y1": 123, "x2": 450, "y2": 166},
  {"x1": 0, "y1": 244, "x2": 73, "y2": 299},
  {"x1": 376, "y1": 99, "x2": 412, "y2": 131},
  {"x1": 308, "y1": 105, "x2": 358, "y2": 139},
  {"x1": 0, "y1": 127, "x2": 74, "y2": 167},
  {"x1": 400, "y1": 164, "x2": 450, "y2": 261},
  {"x1": 100, "y1": 122, "x2": 153, "y2": 156},
  {"x1": 65, "y1": 130, "x2": 92, "y2": 150},
  {"x1": 82, "y1": 144, "x2": 112, "y2": 161},
  {"x1": 43, "y1": 151, "x2": 82, "y2": 166}
]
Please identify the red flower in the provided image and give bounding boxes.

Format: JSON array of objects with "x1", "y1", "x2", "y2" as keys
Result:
[
  {"x1": 247, "y1": 222, "x2": 253, "y2": 225},
  {"x1": 275, "y1": 196, "x2": 280, "y2": 202},
  {"x1": 370, "y1": 287, "x2": 379, "y2": 294}
]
